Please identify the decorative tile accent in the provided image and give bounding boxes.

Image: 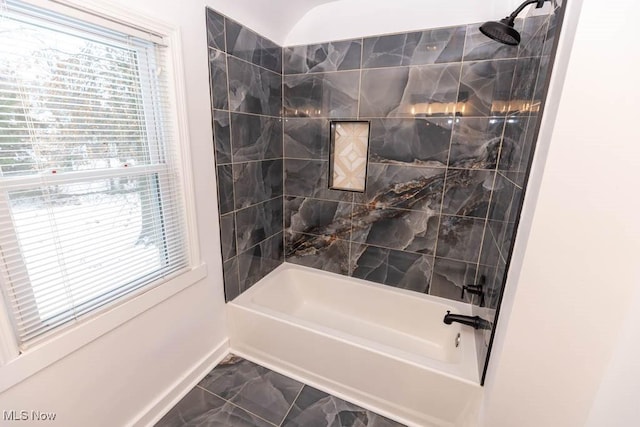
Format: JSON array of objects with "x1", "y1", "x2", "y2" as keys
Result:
[
  {"x1": 283, "y1": 385, "x2": 406, "y2": 427},
  {"x1": 284, "y1": 39, "x2": 362, "y2": 74},
  {"x1": 199, "y1": 354, "x2": 303, "y2": 425},
  {"x1": 330, "y1": 121, "x2": 370, "y2": 192}
]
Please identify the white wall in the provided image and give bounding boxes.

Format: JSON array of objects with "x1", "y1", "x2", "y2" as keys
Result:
[
  {"x1": 0, "y1": 0, "x2": 228, "y2": 425},
  {"x1": 483, "y1": 0, "x2": 640, "y2": 426}
]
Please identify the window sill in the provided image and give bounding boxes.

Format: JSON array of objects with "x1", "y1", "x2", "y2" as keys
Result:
[{"x1": 0, "y1": 263, "x2": 207, "y2": 393}]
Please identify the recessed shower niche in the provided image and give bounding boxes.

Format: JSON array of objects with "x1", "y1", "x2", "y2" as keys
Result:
[
  {"x1": 329, "y1": 121, "x2": 370, "y2": 192},
  {"x1": 207, "y1": 0, "x2": 565, "y2": 385}
]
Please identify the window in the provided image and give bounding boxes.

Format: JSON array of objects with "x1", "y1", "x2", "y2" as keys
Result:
[{"x1": 0, "y1": 0, "x2": 190, "y2": 349}]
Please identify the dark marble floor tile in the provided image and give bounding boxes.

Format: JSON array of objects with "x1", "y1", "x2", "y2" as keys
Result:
[
  {"x1": 284, "y1": 159, "x2": 353, "y2": 202},
  {"x1": 225, "y1": 18, "x2": 282, "y2": 73},
  {"x1": 219, "y1": 213, "x2": 236, "y2": 262},
  {"x1": 209, "y1": 49, "x2": 229, "y2": 111},
  {"x1": 368, "y1": 118, "x2": 452, "y2": 167},
  {"x1": 354, "y1": 163, "x2": 445, "y2": 213},
  {"x1": 228, "y1": 56, "x2": 282, "y2": 117},
  {"x1": 359, "y1": 63, "x2": 461, "y2": 118},
  {"x1": 286, "y1": 197, "x2": 352, "y2": 241},
  {"x1": 458, "y1": 60, "x2": 516, "y2": 117},
  {"x1": 284, "y1": 39, "x2": 362, "y2": 74},
  {"x1": 199, "y1": 354, "x2": 303, "y2": 425},
  {"x1": 283, "y1": 385, "x2": 406, "y2": 427},
  {"x1": 463, "y1": 20, "x2": 523, "y2": 61},
  {"x1": 442, "y1": 169, "x2": 495, "y2": 219},
  {"x1": 448, "y1": 117, "x2": 505, "y2": 169},
  {"x1": 238, "y1": 232, "x2": 284, "y2": 292},
  {"x1": 283, "y1": 71, "x2": 360, "y2": 118},
  {"x1": 155, "y1": 386, "x2": 273, "y2": 427},
  {"x1": 231, "y1": 113, "x2": 282, "y2": 162},
  {"x1": 285, "y1": 233, "x2": 351, "y2": 275},
  {"x1": 284, "y1": 118, "x2": 330, "y2": 160},
  {"x1": 351, "y1": 205, "x2": 439, "y2": 255},
  {"x1": 205, "y1": 8, "x2": 226, "y2": 52},
  {"x1": 362, "y1": 26, "x2": 465, "y2": 69},
  {"x1": 430, "y1": 257, "x2": 479, "y2": 303},
  {"x1": 350, "y1": 243, "x2": 433, "y2": 293},
  {"x1": 213, "y1": 110, "x2": 231, "y2": 165},
  {"x1": 216, "y1": 164, "x2": 234, "y2": 215},
  {"x1": 235, "y1": 197, "x2": 283, "y2": 253},
  {"x1": 436, "y1": 215, "x2": 485, "y2": 263},
  {"x1": 233, "y1": 159, "x2": 283, "y2": 209},
  {"x1": 223, "y1": 257, "x2": 240, "y2": 302}
]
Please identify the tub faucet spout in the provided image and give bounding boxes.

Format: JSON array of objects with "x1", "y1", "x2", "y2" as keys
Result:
[{"x1": 443, "y1": 311, "x2": 491, "y2": 330}]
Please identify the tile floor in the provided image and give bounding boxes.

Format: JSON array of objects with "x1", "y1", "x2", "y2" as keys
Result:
[{"x1": 156, "y1": 354, "x2": 406, "y2": 427}]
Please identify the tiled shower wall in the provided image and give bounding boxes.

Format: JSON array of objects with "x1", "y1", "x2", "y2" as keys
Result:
[
  {"x1": 206, "y1": 9, "x2": 284, "y2": 300},
  {"x1": 282, "y1": 13, "x2": 555, "y2": 302},
  {"x1": 206, "y1": 5, "x2": 560, "y2": 320}
]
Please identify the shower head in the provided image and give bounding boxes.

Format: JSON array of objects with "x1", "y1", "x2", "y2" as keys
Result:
[{"x1": 480, "y1": 0, "x2": 550, "y2": 46}]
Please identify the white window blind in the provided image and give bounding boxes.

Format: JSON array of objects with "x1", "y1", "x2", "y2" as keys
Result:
[{"x1": 0, "y1": 0, "x2": 190, "y2": 348}]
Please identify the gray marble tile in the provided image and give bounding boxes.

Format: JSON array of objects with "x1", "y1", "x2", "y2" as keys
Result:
[
  {"x1": 238, "y1": 232, "x2": 284, "y2": 291},
  {"x1": 458, "y1": 60, "x2": 516, "y2": 117},
  {"x1": 284, "y1": 39, "x2": 362, "y2": 74},
  {"x1": 359, "y1": 63, "x2": 461, "y2": 118},
  {"x1": 219, "y1": 213, "x2": 236, "y2": 262},
  {"x1": 497, "y1": 116, "x2": 529, "y2": 174},
  {"x1": 533, "y1": 55, "x2": 551, "y2": 107},
  {"x1": 362, "y1": 26, "x2": 465, "y2": 69},
  {"x1": 233, "y1": 159, "x2": 283, "y2": 209},
  {"x1": 155, "y1": 386, "x2": 273, "y2": 427},
  {"x1": 231, "y1": 113, "x2": 282, "y2": 162},
  {"x1": 463, "y1": 20, "x2": 523, "y2": 61},
  {"x1": 283, "y1": 71, "x2": 360, "y2": 118},
  {"x1": 199, "y1": 355, "x2": 302, "y2": 426},
  {"x1": 223, "y1": 257, "x2": 240, "y2": 302},
  {"x1": 216, "y1": 164, "x2": 234, "y2": 215},
  {"x1": 369, "y1": 118, "x2": 452, "y2": 167},
  {"x1": 213, "y1": 110, "x2": 231, "y2": 165},
  {"x1": 518, "y1": 15, "x2": 550, "y2": 58},
  {"x1": 284, "y1": 118, "x2": 330, "y2": 160},
  {"x1": 350, "y1": 243, "x2": 433, "y2": 293},
  {"x1": 283, "y1": 385, "x2": 406, "y2": 427},
  {"x1": 285, "y1": 197, "x2": 352, "y2": 241},
  {"x1": 209, "y1": 49, "x2": 229, "y2": 111},
  {"x1": 448, "y1": 117, "x2": 505, "y2": 169},
  {"x1": 351, "y1": 205, "x2": 439, "y2": 255},
  {"x1": 225, "y1": 18, "x2": 282, "y2": 73},
  {"x1": 543, "y1": 10, "x2": 560, "y2": 56},
  {"x1": 235, "y1": 197, "x2": 283, "y2": 253},
  {"x1": 442, "y1": 169, "x2": 496, "y2": 219},
  {"x1": 285, "y1": 233, "x2": 351, "y2": 275},
  {"x1": 510, "y1": 56, "x2": 542, "y2": 115},
  {"x1": 228, "y1": 56, "x2": 282, "y2": 117},
  {"x1": 435, "y1": 215, "x2": 485, "y2": 263},
  {"x1": 430, "y1": 257, "x2": 479, "y2": 303},
  {"x1": 354, "y1": 163, "x2": 445, "y2": 213},
  {"x1": 284, "y1": 159, "x2": 353, "y2": 202},
  {"x1": 205, "y1": 9, "x2": 225, "y2": 52}
]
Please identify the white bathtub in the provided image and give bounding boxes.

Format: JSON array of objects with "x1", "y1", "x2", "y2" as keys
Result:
[{"x1": 228, "y1": 263, "x2": 483, "y2": 427}]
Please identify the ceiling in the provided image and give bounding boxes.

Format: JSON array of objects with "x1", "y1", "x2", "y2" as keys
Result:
[{"x1": 206, "y1": 0, "x2": 525, "y2": 46}]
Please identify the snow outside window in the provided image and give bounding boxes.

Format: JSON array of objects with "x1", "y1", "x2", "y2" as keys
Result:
[{"x1": 0, "y1": 0, "x2": 190, "y2": 348}]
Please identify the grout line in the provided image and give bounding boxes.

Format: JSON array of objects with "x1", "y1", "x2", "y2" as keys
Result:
[
  {"x1": 235, "y1": 194, "x2": 283, "y2": 216},
  {"x1": 227, "y1": 156, "x2": 284, "y2": 166},
  {"x1": 277, "y1": 385, "x2": 305, "y2": 427},
  {"x1": 195, "y1": 385, "x2": 279, "y2": 427},
  {"x1": 497, "y1": 170, "x2": 524, "y2": 189}
]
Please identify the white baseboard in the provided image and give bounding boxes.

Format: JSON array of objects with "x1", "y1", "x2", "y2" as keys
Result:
[{"x1": 129, "y1": 339, "x2": 230, "y2": 427}]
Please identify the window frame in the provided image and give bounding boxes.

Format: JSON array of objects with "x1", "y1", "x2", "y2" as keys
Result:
[{"x1": 0, "y1": 0, "x2": 204, "y2": 389}]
